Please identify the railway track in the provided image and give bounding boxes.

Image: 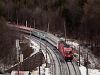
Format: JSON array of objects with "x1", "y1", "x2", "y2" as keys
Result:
[
  {"x1": 66, "y1": 61, "x2": 81, "y2": 75},
  {"x1": 26, "y1": 35, "x2": 69, "y2": 75},
  {"x1": 25, "y1": 35, "x2": 82, "y2": 75},
  {"x1": 48, "y1": 43, "x2": 81, "y2": 75},
  {"x1": 47, "y1": 44, "x2": 69, "y2": 75},
  {"x1": 26, "y1": 36, "x2": 57, "y2": 75},
  {"x1": 40, "y1": 36, "x2": 81, "y2": 75}
]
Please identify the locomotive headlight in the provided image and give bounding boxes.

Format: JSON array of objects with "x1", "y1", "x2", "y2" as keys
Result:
[{"x1": 68, "y1": 55, "x2": 70, "y2": 57}]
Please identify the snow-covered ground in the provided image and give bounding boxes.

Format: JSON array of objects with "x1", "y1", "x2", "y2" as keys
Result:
[
  {"x1": 60, "y1": 38, "x2": 100, "y2": 75},
  {"x1": 29, "y1": 39, "x2": 40, "y2": 56},
  {"x1": 79, "y1": 65, "x2": 100, "y2": 75},
  {"x1": 28, "y1": 38, "x2": 50, "y2": 75},
  {"x1": 33, "y1": 64, "x2": 50, "y2": 75}
]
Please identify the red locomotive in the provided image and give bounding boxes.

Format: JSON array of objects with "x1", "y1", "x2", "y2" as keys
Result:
[{"x1": 58, "y1": 40, "x2": 73, "y2": 60}]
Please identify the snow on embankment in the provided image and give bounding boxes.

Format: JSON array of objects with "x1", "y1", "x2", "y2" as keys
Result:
[
  {"x1": 29, "y1": 39, "x2": 50, "y2": 63},
  {"x1": 33, "y1": 64, "x2": 50, "y2": 75},
  {"x1": 26, "y1": 37, "x2": 51, "y2": 75},
  {"x1": 79, "y1": 65, "x2": 100, "y2": 75}
]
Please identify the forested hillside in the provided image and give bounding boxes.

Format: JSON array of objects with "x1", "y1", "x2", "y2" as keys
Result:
[{"x1": 0, "y1": 0, "x2": 100, "y2": 56}]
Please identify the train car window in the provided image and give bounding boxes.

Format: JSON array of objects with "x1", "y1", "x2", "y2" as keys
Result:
[{"x1": 32, "y1": 31, "x2": 37, "y2": 35}]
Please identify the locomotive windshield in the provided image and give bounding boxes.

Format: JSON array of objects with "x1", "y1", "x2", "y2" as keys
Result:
[
  {"x1": 66, "y1": 50, "x2": 72, "y2": 54},
  {"x1": 60, "y1": 41, "x2": 69, "y2": 47}
]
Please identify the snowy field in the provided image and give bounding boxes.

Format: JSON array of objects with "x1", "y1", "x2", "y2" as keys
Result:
[{"x1": 79, "y1": 65, "x2": 100, "y2": 75}]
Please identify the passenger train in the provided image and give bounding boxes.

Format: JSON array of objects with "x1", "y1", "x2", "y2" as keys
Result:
[
  {"x1": 46, "y1": 33, "x2": 73, "y2": 60},
  {"x1": 6, "y1": 24, "x2": 74, "y2": 60}
]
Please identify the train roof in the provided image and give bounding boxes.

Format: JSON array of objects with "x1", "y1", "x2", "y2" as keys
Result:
[
  {"x1": 59, "y1": 40, "x2": 69, "y2": 47},
  {"x1": 46, "y1": 33, "x2": 60, "y2": 42},
  {"x1": 32, "y1": 28, "x2": 46, "y2": 34}
]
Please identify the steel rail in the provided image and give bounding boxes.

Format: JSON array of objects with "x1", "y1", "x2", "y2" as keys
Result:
[
  {"x1": 71, "y1": 61, "x2": 81, "y2": 75},
  {"x1": 26, "y1": 36, "x2": 57, "y2": 75},
  {"x1": 39, "y1": 37, "x2": 69, "y2": 75},
  {"x1": 27, "y1": 35, "x2": 68, "y2": 75}
]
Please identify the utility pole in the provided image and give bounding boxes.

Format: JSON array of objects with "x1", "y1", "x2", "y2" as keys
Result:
[
  {"x1": 79, "y1": 45, "x2": 80, "y2": 66},
  {"x1": 26, "y1": 20, "x2": 27, "y2": 27},
  {"x1": 45, "y1": 40, "x2": 47, "y2": 68},
  {"x1": 39, "y1": 37, "x2": 42, "y2": 52},
  {"x1": 96, "y1": 29, "x2": 99, "y2": 56},
  {"x1": 47, "y1": 23, "x2": 49, "y2": 33},
  {"x1": 16, "y1": 39, "x2": 20, "y2": 75},
  {"x1": 39, "y1": 37, "x2": 42, "y2": 75},
  {"x1": 30, "y1": 26, "x2": 31, "y2": 37},
  {"x1": 29, "y1": 25, "x2": 32, "y2": 48},
  {"x1": 34, "y1": 20, "x2": 35, "y2": 29},
  {"x1": 39, "y1": 64, "x2": 40, "y2": 75},
  {"x1": 4, "y1": 57, "x2": 5, "y2": 75},
  {"x1": 86, "y1": 52, "x2": 88, "y2": 75},
  {"x1": 17, "y1": 18, "x2": 18, "y2": 25},
  {"x1": 64, "y1": 22, "x2": 67, "y2": 42},
  {"x1": 20, "y1": 53, "x2": 23, "y2": 70}
]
